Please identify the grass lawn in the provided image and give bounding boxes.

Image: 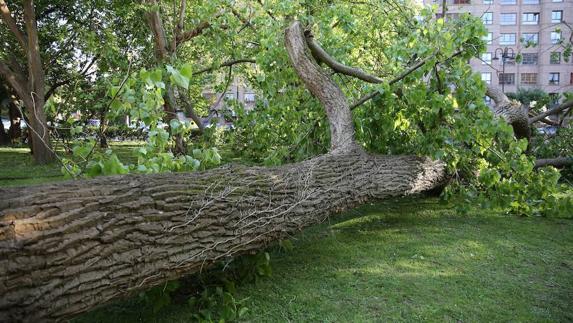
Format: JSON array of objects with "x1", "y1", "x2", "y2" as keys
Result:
[
  {"x1": 0, "y1": 142, "x2": 143, "y2": 187},
  {"x1": 1, "y1": 148, "x2": 572, "y2": 322},
  {"x1": 74, "y1": 199, "x2": 573, "y2": 322}
]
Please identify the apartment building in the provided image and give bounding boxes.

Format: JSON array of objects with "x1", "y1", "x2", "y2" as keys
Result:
[
  {"x1": 423, "y1": 0, "x2": 573, "y2": 99},
  {"x1": 200, "y1": 78, "x2": 257, "y2": 127}
]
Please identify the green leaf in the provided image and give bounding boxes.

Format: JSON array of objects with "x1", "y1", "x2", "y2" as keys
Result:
[
  {"x1": 180, "y1": 63, "x2": 193, "y2": 79},
  {"x1": 167, "y1": 65, "x2": 190, "y2": 89}
]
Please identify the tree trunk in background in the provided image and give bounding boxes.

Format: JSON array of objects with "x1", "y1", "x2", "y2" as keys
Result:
[
  {"x1": 0, "y1": 21, "x2": 447, "y2": 321},
  {"x1": 181, "y1": 91, "x2": 205, "y2": 133},
  {"x1": 0, "y1": 105, "x2": 9, "y2": 145},
  {"x1": 22, "y1": 1, "x2": 55, "y2": 163},
  {"x1": 146, "y1": 2, "x2": 188, "y2": 155},
  {"x1": 0, "y1": 0, "x2": 55, "y2": 164},
  {"x1": 8, "y1": 101, "x2": 22, "y2": 143}
]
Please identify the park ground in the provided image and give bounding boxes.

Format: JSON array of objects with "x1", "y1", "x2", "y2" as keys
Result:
[{"x1": 1, "y1": 145, "x2": 572, "y2": 322}]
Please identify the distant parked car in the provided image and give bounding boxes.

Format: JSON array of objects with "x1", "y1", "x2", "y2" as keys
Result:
[
  {"x1": 537, "y1": 126, "x2": 558, "y2": 135},
  {"x1": 1, "y1": 117, "x2": 9, "y2": 130},
  {"x1": 87, "y1": 119, "x2": 101, "y2": 127},
  {"x1": 0, "y1": 117, "x2": 27, "y2": 130}
]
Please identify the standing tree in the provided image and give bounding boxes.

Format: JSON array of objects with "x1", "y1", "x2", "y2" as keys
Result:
[{"x1": 0, "y1": 0, "x2": 55, "y2": 163}]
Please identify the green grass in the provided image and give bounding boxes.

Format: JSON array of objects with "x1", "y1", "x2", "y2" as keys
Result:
[
  {"x1": 0, "y1": 147, "x2": 64, "y2": 186},
  {"x1": 74, "y1": 199, "x2": 573, "y2": 322},
  {"x1": 0, "y1": 142, "x2": 143, "y2": 187}
]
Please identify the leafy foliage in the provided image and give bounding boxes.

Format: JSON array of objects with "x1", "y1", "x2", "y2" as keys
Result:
[
  {"x1": 134, "y1": 251, "x2": 273, "y2": 322},
  {"x1": 60, "y1": 63, "x2": 221, "y2": 178}
]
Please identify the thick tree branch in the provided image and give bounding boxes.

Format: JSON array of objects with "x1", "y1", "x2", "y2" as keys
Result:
[
  {"x1": 180, "y1": 91, "x2": 205, "y2": 133},
  {"x1": 485, "y1": 84, "x2": 530, "y2": 140},
  {"x1": 171, "y1": 0, "x2": 186, "y2": 53},
  {"x1": 305, "y1": 32, "x2": 383, "y2": 84},
  {"x1": 485, "y1": 84, "x2": 511, "y2": 106},
  {"x1": 176, "y1": 9, "x2": 225, "y2": 45},
  {"x1": 529, "y1": 100, "x2": 573, "y2": 124},
  {"x1": 193, "y1": 58, "x2": 256, "y2": 75},
  {"x1": 0, "y1": 0, "x2": 27, "y2": 50},
  {"x1": 534, "y1": 157, "x2": 573, "y2": 169},
  {"x1": 145, "y1": 0, "x2": 170, "y2": 60},
  {"x1": 285, "y1": 21, "x2": 356, "y2": 153},
  {"x1": 0, "y1": 60, "x2": 29, "y2": 106}
]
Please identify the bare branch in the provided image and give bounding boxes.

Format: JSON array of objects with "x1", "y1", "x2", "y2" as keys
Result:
[
  {"x1": 256, "y1": 0, "x2": 276, "y2": 21},
  {"x1": 193, "y1": 58, "x2": 255, "y2": 75},
  {"x1": 349, "y1": 55, "x2": 436, "y2": 110},
  {"x1": 305, "y1": 31, "x2": 383, "y2": 84},
  {"x1": 176, "y1": 9, "x2": 225, "y2": 45},
  {"x1": 529, "y1": 100, "x2": 573, "y2": 124},
  {"x1": 171, "y1": 0, "x2": 186, "y2": 53},
  {"x1": 0, "y1": 60, "x2": 29, "y2": 106},
  {"x1": 45, "y1": 55, "x2": 99, "y2": 101}
]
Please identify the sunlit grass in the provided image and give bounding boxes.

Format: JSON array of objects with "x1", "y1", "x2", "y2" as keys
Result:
[
  {"x1": 75, "y1": 199, "x2": 573, "y2": 322},
  {"x1": 0, "y1": 142, "x2": 144, "y2": 187}
]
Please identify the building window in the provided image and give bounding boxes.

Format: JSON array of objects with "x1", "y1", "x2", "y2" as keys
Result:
[
  {"x1": 499, "y1": 33, "x2": 516, "y2": 45},
  {"x1": 483, "y1": 12, "x2": 493, "y2": 24},
  {"x1": 522, "y1": 0, "x2": 539, "y2": 3},
  {"x1": 225, "y1": 93, "x2": 235, "y2": 100},
  {"x1": 521, "y1": 33, "x2": 538, "y2": 46},
  {"x1": 521, "y1": 73, "x2": 538, "y2": 85},
  {"x1": 521, "y1": 53, "x2": 538, "y2": 65},
  {"x1": 522, "y1": 13, "x2": 539, "y2": 25},
  {"x1": 481, "y1": 72, "x2": 492, "y2": 84},
  {"x1": 571, "y1": 73, "x2": 573, "y2": 84},
  {"x1": 549, "y1": 73, "x2": 560, "y2": 85},
  {"x1": 551, "y1": 31, "x2": 562, "y2": 44},
  {"x1": 244, "y1": 93, "x2": 255, "y2": 103},
  {"x1": 553, "y1": 0, "x2": 563, "y2": 2},
  {"x1": 499, "y1": 73, "x2": 515, "y2": 85},
  {"x1": 481, "y1": 52, "x2": 492, "y2": 64},
  {"x1": 483, "y1": 32, "x2": 493, "y2": 44},
  {"x1": 550, "y1": 52, "x2": 561, "y2": 64},
  {"x1": 500, "y1": 0, "x2": 516, "y2": 4},
  {"x1": 453, "y1": 0, "x2": 471, "y2": 4},
  {"x1": 551, "y1": 11, "x2": 563, "y2": 23},
  {"x1": 483, "y1": 0, "x2": 493, "y2": 3},
  {"x1": 500, "y1": 13, "x2": 517, "y2": 25}
]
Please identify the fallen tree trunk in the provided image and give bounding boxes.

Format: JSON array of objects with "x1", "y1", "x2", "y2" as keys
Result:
[
  {"x1": 0, "y1": 21, "x2": 448, "y2": 321},
  {"x1": 0, "y1": 151, "x2": 445, "y2": 321}
]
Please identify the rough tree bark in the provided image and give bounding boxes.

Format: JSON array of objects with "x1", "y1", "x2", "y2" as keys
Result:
[
  {"x1": 485, "y1": 85, "x2": 573, "y2": 168},
  {"x1": 485, "y1": 85, "x2": 530, "y2": 140},
  {"x1": 0, "y1": 21, "x2": 447, "y2": 321}
]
